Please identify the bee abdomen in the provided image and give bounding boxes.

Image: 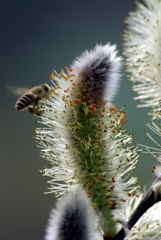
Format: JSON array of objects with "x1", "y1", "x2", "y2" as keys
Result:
[{"x1": 15, "y1": 94, "x2": 35, "y2": 110}]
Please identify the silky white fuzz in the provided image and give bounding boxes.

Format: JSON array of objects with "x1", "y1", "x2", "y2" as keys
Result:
[
  {"x1": 44, "y1": 187, "x2": 103, "y2": 240},
  {"x1": 71, "y1": 43, "x2": 123, "y2": 106}
]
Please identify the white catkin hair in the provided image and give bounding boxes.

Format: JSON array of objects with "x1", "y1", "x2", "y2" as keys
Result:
[
  {"x1": 44, "y1": 186, "x2": 103, "y2": 240},
  {"x1": 71, "y1": 43, "x2": 123, "y2": 106}
]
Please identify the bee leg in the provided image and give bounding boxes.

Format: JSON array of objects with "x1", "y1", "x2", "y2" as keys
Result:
[
  {"x1": 34, "y1": 98, "x2": 41, "y2": 107},
  {"x1": 27, "y1": 107, "x2": 41, "y2": 116}
]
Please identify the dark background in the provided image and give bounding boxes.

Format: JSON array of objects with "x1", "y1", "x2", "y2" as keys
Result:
[{"x1": 1, "y1": 0, "x2": 158, "y2": 239}]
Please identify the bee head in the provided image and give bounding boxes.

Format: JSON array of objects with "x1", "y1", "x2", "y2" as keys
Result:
[{"x1": 41, "y1": 84, "x2": 49, "y2": 92}]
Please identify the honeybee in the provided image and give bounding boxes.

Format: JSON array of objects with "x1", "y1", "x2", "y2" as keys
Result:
[{"x1": 8, "y1": 84, "x2": 53, "y2": 115}]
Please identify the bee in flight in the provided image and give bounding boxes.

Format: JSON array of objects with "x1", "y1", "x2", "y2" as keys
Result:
[{"x1": 9, "y1": 84, "x2": 53, "y2": 115}]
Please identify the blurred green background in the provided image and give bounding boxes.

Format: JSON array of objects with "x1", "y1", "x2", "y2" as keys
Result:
[{"x1": 1, "y1": 0, "x2": 158, "y2": 239}]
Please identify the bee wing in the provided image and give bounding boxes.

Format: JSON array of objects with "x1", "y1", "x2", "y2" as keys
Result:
[{"x1": 6, "y1": 84, "x2": 30, "y2": 96}]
